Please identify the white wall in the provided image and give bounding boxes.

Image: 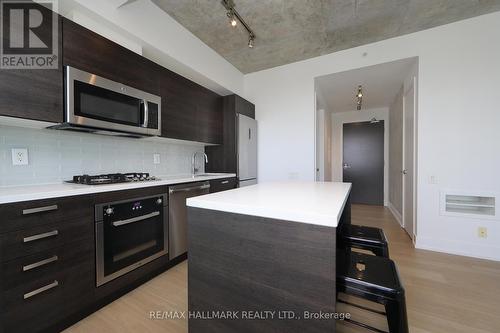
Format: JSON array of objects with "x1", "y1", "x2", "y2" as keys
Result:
[
  {"x1": 244, "y1": 12, "x2": 500, "y2": 261},
  {"x1": 59, "y1": 0, "x2": 244, "y2": 96},
  {"x1": 331, "y1": 108, "x2": 389, "y2": 206}
]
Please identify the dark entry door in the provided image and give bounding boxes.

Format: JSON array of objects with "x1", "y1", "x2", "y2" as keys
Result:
[{"x1": 343, "y1": 121, "x2": 384, "y2": 205}]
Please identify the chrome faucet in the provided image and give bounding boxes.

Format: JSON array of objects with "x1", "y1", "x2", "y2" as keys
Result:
[{"x1": 192, "y1": 151, "x2": 208, "y2": 176}]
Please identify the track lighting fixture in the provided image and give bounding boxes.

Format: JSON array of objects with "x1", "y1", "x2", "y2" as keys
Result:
[
  {"x1": 221, "y1": 0, "x2": 256, "y2": 49},
  {"x1": 356, "y1": 85, "x2": 363, "y2": 110}
]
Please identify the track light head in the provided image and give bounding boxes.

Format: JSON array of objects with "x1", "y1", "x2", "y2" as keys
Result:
[
  {"x1": 248, "y1": 36, "x2": 254, "y2": 48},
  {"x1": 227, "y1": 10, "x2": 237, "y2": 27}
]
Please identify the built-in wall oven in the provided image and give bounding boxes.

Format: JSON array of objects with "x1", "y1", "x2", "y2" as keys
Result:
[
  {"x1": 51, "y1": 66, "x2": 161, "y2": 137},
  {"x1": 95, "y1": 194, "x2": 168, "y2": 286}
]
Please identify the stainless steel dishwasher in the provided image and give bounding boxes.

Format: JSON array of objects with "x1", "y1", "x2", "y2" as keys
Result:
[{"x1": 168, "y1": 181, "x2": 210, "y2": 259}]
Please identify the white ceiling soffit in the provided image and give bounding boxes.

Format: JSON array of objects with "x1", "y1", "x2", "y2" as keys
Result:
[{"x1": 315, "y1": 58, "x2": 417, "y2": 113}]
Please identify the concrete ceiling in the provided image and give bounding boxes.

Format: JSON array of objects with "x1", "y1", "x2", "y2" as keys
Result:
[
  {"x1": 315, "y1": 57, "x2": 416, "y2": 113},
  {"x1": 151, "y1": 0, "x2": 500, "y2": 74}
]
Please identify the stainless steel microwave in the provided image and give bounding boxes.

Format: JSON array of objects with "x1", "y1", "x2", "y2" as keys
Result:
[{"x1": 54, "y1": 66, "x2": 161, "y2": 137}]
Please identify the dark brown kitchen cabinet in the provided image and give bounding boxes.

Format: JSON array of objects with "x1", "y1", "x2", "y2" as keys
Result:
[
  {"x1": 62, "y1": 18, "x2": 160, "y2": 96},
  {"x1": 0, "y1": 12, "x2": 63, "y2": 123},
  {"x1": 0, "y1": 194, "x2": 94, "y2": 333},
  {"x1": 159, "y1": 68, "x2": 222, "y2": 144},
  {"x1": 206, "y1": 94, "x2": 255, "y2": 173},
  {"x1": 209, "y1": 177, "x2": 237, "y2": 193}
]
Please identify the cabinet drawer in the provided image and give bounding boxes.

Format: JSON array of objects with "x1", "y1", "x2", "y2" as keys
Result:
[
  {"x1": 0, "y1": 195, "x2": 93, "y2": 233},
  {"x1": 0, "y1": 217, "x2": 93, "y2": 262},
  {"x1": 1, "y1": 239, "x2": 93, "y2": 291},
  {"x1": 209, "y1": 177, "x2": 237, "y2": 193},
  {"x1": 1, "y1": 261, "x2": 93, "y2": 333}
]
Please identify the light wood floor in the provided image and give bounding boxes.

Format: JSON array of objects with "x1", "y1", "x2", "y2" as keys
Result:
[{"x1": 65, "y1": 205, "x2": 500, "y2": 333}]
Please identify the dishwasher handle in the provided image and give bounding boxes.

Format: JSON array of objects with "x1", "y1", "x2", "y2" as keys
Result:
[{"x1": 169, "y1": 184, "x2": 210, "y2": 194}]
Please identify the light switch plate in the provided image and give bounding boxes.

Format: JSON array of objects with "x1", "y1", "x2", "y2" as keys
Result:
[
  {"x1": 11, "y1": 148, "x2": 29, "y2": 166},
  {"x1": 153, "y1": 153, "x2": 161, "y2": 165}
]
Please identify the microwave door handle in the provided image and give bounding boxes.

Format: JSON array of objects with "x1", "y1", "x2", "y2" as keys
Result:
[{"x1": 141, "y1": 99, "x2": 149, "y2": 128}]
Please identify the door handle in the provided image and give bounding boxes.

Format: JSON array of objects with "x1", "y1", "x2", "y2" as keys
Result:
[
  {"x1": 402, "y1": 169, "x2": 408, "y2": 175},
  {"x1": 169, "y1": 184, "x2": 210, "y2": 194},
  {"x1": 23, "y1": 230, "x2": 58, "y2": 243},
  {"x1": 23, "y1": 255, "x2": 58, "y2": 272},
  {"x1": 22, "y1": 204, "x2": 58, "y2": 215},
  {"x1": 141, "y1": 99, "x2": 149, "y2": 128},
  {"x1": 24, "y1": 280, "x2": 59, "y2": 300},
  {"x1": 343, "y1": 163, "x2": 351, "y2": 169}
]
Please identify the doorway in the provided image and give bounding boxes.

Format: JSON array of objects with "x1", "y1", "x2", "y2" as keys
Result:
[
  {"x1": 314, "y1": 57, "x2": 419, "y2": 244},
  {"x1": 343, "y1": 121, "x2": 385, "y2": 205}
]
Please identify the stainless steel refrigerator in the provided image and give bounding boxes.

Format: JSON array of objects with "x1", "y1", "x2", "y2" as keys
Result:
[{"x1": 237, "y1": 114, "x2": 257, "y2": 187}]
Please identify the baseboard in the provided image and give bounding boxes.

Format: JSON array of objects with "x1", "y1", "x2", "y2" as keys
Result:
[
  {"x1": 388, "y1": 202, "x2": 403, "y2": 227},
  {"x1": 416, "y1": 237, "x2": 500, "y2": 262}
]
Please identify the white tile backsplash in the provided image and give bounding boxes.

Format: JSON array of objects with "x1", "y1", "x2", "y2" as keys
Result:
[{"x1": 0, "y1": 125, "x2": 204, "y2": 186}]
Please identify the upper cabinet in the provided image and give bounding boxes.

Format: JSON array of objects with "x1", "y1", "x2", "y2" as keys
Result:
[
  {"x1": 0, "y1": 12, "x2": 63, "y2": 123},
  {"x1": 160, "y1": 70, "x2": 222, "y2": 144},
  {"x1": 62, "y1": 18, "x2": 160, "y2": 96},
  {"x1": 62, "y1": 18, "x2": 222, "y2": 144},
  {"x1": 206, "y1": 95, "x2": 255, "y2": 173}
]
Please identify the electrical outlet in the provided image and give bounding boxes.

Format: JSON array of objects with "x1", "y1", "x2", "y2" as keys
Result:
[
  {"x1": 478, "y1": 227, "x2": 488, "y2": 238},
  {"x1": 11, "y1": 148, "x2": 29, "y2": 166},
  {"x1": 153, "y1": 153, "x2": 161, "y2": 165}
]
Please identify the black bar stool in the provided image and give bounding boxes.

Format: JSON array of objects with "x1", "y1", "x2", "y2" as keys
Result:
[
  {"x1": 337, "y1": 250, "x2": 409, "y2": 333},
  {"x1": 340, "y1": 224, "x2": 390, "y2": 258}
]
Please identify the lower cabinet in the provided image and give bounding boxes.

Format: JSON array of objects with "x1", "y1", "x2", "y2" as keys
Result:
[
  {"x1": 0, "y1": 180, "x2": 233, "y2": 332},
  {"x1": 0, "y1": 186, "x2": 175, "y2": 333},
  {"x1": 1, "y1": 241, "x2": 94, "y2": 333},
  {"x1": 209, "y1": 177, "x2": 238, "y2": 193},
  {"x1": 0, "y1": 194, "x2": 94, "y2": 333}
]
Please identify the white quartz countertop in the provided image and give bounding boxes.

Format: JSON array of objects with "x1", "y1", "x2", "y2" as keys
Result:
[
  {"x1": 187, "y1": 181, "x2": 351, "y2": 227},
  {"x1": 0, "y1": 173, "x2": 236, "y2": 204}
]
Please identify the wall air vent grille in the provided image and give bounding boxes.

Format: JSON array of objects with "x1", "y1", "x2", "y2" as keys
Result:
[{"x1": 441, "y1": 191, "x2": 496, "y2": 219}]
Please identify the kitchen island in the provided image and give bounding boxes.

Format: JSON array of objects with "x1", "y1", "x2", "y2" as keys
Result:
[{"x1": 186, "y1": 181, "x2": 351, "y2": 333}]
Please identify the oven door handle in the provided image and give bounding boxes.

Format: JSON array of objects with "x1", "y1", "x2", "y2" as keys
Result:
[{"x1": 112, "y1": 211, "x2": 160, "y2": 227}]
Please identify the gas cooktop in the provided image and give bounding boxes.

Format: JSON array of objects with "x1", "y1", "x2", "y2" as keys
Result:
[{"x1": 69, "y1": 173, "x2": 158, "y2": 185}]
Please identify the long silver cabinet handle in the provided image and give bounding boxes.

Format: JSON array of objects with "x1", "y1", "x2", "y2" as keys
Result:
[
  {"x1": 169, "y1": 184, "x2": 210, "y2": 194},
  {"x1": 23, "y1": 255, "x2": 58, "y2": 272},
  {"x1": 221, "y1": 180, "x2": 229, "y2": 184},
  {"x1": 24, "y1": 280, "x2": 59, "y2": 300},
  {"x1": 22, "y1": 205, "x2": 58, "y2": 215},
  {"x1": 112, "y1": 211, "x2": 160, "y2": 227},
  {"x1": 23, "y1": 230, "x2": 59, "y2": 243}
]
